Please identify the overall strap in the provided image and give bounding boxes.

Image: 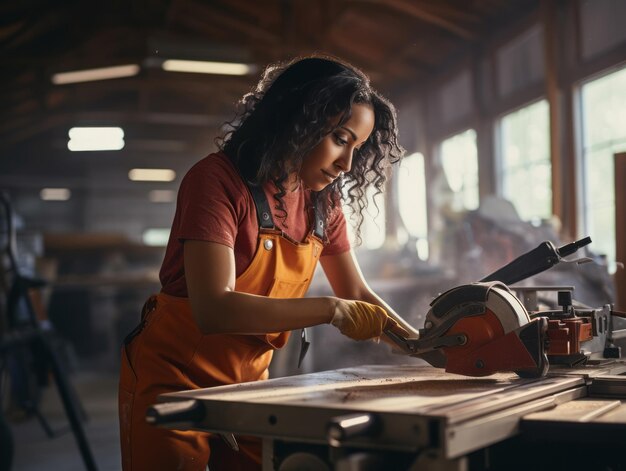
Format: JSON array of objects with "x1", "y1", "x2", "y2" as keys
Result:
[
  {"x1": 226, "y1": 150, "x2": 325, "y2": 238},
  {"x1": 247, "y1": 179, "x2": 326, "y2": 241},
  {"x1": 312, "y1": 203, "x2": 325, "y2": 240},
  {"x1": 247, "y1": 182, "x2": 276, "y2": 230},
  {"x1": 224, "y1": 151, "x2": 276, "y2": 230}
]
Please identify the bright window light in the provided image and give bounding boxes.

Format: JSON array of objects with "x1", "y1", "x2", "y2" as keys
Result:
[
  {"x1": 142, "y1": 228, "x2": 171, "y2": 246},
  {"x1": 440, "y1": 129, "x2": 479, "y2": 211},
  {"x1": 580, "y1": 65, "x2": 626, "y2": 271},
  {"x1": 498, "y1": 99, "x2": 551, "y2": 222},
  {"x1": 397, "y1": 152, "x2": 429, "y2": 260},
  {"x1": 148, "y1": 189, "x2": 176, "y2": 202},
  {"x1": 398, "y1": 153, "x2": 428, "y2": 237},
  {"x1": 129, "y1": 168, "x2": 176, "y2": 182},
  {"x1": 68, "y1": 127, "x2": 125, "y2": 151},
  {"x1": 52, "y1": 64, "x2": 140, "y2": 85},
  {"x1": 162, "y1": 59, "x2": 252, "y2": 76},
  {"x1": 40, "y1": 188, "x2": 71, "y2": 201}
]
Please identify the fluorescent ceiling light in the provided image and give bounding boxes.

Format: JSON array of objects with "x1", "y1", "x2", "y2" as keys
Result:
[
  {"x1": 67, "y1": 127, "x2": 125, "y2": 151},
  {"x1": 40, "y1": 188, "x2": 71, "y2": 201},
  {"x1": 149, "y1": 189, "x2": 176, "y2": 203},
  {"x1": 162, "y1": 59, "x2": 251, "y2": 75},
  {"x1": 52, "y1": 64, "x2": 140, "y2": 85},
  {"x1": 129, "y1": 168, "x2": 176, "y2": 182}
]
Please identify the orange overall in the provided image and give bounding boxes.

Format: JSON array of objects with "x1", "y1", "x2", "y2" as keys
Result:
[{"x1": 118, "y1": 182, "x2": 325, "y2": 471}]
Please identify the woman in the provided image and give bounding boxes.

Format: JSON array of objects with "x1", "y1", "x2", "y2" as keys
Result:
[{"x1": 119, "y1": 54, "x2": 417, "y2": 470}]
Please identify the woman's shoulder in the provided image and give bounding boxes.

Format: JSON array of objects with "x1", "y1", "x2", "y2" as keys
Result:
[
  {"x1": 182, "y1": 152, "x2": 246, "y2": 189},
  {"x1": 185, "y1": 152, "x2": 238, "y2": 178}
]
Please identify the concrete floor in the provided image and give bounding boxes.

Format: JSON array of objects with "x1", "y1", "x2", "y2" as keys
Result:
[{"x1": 8, "y1": 368, "x2": 121, "y2": 471}]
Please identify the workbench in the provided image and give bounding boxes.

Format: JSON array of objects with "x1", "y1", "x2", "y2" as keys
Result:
[{"x1": 149, "y1": 362, "x2": 626, "y2": 470}]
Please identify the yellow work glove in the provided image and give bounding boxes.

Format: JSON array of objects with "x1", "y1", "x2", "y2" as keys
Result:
[{"x1": 330, "y1": 299, "x2": 398, "y2": 341}]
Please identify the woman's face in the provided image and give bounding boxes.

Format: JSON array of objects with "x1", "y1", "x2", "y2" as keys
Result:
[{"x1": 298, "y1": 103, "x2": 375, "y2": 192}]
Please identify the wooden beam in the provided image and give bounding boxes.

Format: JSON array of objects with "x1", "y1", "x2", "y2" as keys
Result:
[
  {"x1": 169, "y1": 0, "x2": 280, "y2": 46},
  {"x1": 415, "y1": 1, "x2": 481, "y2": 24},
  {"x1": 541, "y1": 0, "x2": 569, "y2": 234},
  {"x1": 471, "y1": 48, "x2": 497, "y2": 200},
  {"x1": 616, "y1": 153, "x2": 626, "y2": 312},
  {"x1": 369, "y1": 0, "x2": 478, "y2": 40},
  {"x1": 316, "y1": 0, "x2": 350, "y2": 49}
]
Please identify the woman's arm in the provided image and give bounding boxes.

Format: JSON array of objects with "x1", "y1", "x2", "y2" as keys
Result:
[
  {"x1": 319, "y1": 250, "x2": 420, "y2": 338},
  {"x1": 184, "y1": 240, "x2": 335, "y2": 334}
]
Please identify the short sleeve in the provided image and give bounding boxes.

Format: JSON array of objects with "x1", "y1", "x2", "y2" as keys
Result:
[{"x1": 174, "y1": 156, "x2": 248, "y2": 248}]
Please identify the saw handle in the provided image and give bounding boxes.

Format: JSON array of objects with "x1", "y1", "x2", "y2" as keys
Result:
[
  {"x1": 556, "y1": 236, "x2": 592, "y2": 257},
  {"x1": 480, "y1": 237, "x2": 591, "y2": 285}
]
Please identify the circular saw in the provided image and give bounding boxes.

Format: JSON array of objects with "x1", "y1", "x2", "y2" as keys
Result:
[{"x1": 386, "y1": 282, "x2": 549, "y2": 377}]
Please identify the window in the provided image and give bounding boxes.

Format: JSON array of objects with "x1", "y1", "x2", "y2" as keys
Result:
[
  {"x1": 579, "y1": 66, "x2": 626, "y2": 269},
  {"x1": 397, "y1": 152, "x2": 428, "y2": 260},
  {"x1": 498, "y1": 99, "x2": 552, "y2": 222},
  {"x1": 440, "y1": 129, "x2": 479, "y2": 211}
]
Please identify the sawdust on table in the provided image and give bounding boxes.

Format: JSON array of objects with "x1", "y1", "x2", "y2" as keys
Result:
[{"x1": 336, "y1": 374, "x2": 520, "y2": 401}]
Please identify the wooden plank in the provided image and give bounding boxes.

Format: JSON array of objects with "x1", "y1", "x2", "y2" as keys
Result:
[
  {"x1": 164, "y1": 365, "x2": 521, "y2": 410},
  {"x1": 595, "y1": 403, "x2": 626, "y2": 423},
  {"x1": 161, "y1": 365, "x2": 583, "y2": 423},
  {"x1": 523, "y1": 399, "x2": 621, "y2": 422}
]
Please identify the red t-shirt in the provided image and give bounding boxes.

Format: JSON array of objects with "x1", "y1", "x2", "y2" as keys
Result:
[{"x1": 160, "y1": 152, "x2": 351, "y2": 297}]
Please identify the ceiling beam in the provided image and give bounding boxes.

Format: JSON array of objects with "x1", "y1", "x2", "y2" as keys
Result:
[
  {"x1": 354, "y1": 0, "x2": 478, "y2": 40},
  {"x1": 169, "y1": 0, "x2": 280, "y2": 46}
]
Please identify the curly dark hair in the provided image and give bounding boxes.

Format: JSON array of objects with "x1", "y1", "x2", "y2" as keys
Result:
[{"x1": 216, "y1": 54, "x2": 405, "y2": 243}]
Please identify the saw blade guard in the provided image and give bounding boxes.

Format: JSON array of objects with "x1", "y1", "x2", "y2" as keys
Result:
[
  {"x1": 418, "y1": 282, "x2": 549, "y2": 377},
  {"x1": 424, "y1": 282, "x2": 530, "y2": 338}
]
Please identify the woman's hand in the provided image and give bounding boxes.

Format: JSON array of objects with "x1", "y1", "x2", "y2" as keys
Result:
[{"x1": 330, "y1": 299, "x2": 404, "y2": 340}]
